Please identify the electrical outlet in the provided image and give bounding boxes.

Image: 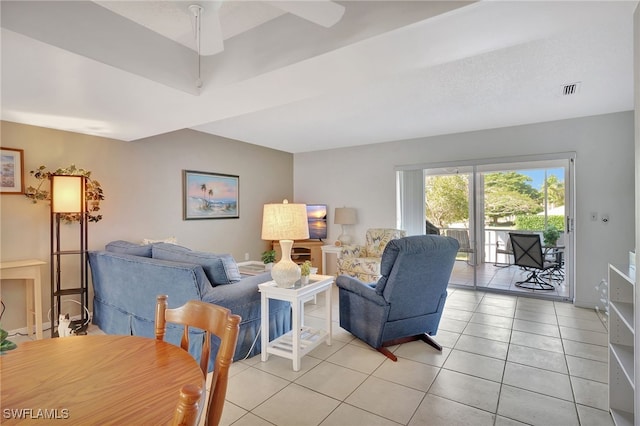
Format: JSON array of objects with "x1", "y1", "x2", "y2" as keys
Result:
[
  {"x1": 244, "y1": 252, "x2": 250, "y2": 261},
  {"x1": 590, "y1": 212, "x2": 598, "y2": 221},
  {"x1": 601, "y1": 214, "x2": 609, "y2": 223}
]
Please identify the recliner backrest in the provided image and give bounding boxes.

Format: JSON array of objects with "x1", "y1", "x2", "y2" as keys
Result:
[{"x1": 375, "y1": 235, "x2": 459, "y2": 321}]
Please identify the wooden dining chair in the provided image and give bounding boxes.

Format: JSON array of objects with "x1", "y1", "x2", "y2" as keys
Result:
[
  {"x1": 172, "y1": 384, "x2": 203, "y2": 426},
  {"x1": 156, "y1": 295, "x2": 241, "y2": 426}
]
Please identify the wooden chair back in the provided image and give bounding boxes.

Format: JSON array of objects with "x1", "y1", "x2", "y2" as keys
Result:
[{"x1": 156, "y1": 295, "x2": 241, "y2": 426}]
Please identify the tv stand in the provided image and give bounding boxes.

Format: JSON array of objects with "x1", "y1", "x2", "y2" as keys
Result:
[{"x1": 272, "y1": 240, "x2": 324, "y2": 275}]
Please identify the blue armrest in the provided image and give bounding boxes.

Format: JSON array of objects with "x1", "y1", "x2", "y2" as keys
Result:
[{"x1": 336, "y1": 275, "x2": 387, "y2": 306}]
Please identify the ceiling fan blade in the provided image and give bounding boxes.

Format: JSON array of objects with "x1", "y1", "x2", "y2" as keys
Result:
[
  {"x1": 198, "y1": 6, "x2": 225, "y2": 55},
  {"x1": 265, "y1": 0, "x2": 345, "y2": 28}
]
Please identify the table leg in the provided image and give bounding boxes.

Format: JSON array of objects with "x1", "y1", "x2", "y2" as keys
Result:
[
  {"x1": 325, "y1": 284, "x2": 332, "y2": 346},
  {"x1": 34, "y1": 269, "x2": 43, "y2": 340},
  {"x1": 292, "y1": 299, "x2": 301, "y2": 372},
  {"x1": 25, "y1": 279, "x2": 34, "y2": 338},
  {"x1": 260, "y1": 292, "x2": 269, "y2": 362}
]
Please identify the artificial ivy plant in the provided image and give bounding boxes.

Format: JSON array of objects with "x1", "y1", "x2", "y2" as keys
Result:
[{"x1": 24, "y1": 164, "x2": 105, "y2": 223}]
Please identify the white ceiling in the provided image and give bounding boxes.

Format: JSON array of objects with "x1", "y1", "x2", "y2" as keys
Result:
[{"x1": 1, "y1": 1, "x2": 637, "y2": 154}]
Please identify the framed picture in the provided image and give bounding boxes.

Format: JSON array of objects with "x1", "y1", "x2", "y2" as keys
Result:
[
  {"x1": 1, "y1": 147, "x2": 25, "y2": 194},
  {"x1": 183, "y1": 170, "x2": 239, "y2": 220}
]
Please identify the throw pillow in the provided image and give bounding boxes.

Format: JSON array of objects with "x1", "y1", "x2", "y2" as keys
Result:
[
  {"x1": 105, "y1": 240, "x2": 153, "y2": 257},
  {"x1": 152, "y1": 244, "x2": 240, "y2": 286},
  {"x1": 218, "y1": 254, "x2": 242, "y2": 283},
  {"x1": 142, "y1": 236, "x2": 177, "y2": 245}
]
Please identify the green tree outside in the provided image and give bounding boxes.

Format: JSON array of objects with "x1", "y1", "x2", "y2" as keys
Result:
[{"x1": 425, "y1": 174, "x2": 469, "y2": 228}]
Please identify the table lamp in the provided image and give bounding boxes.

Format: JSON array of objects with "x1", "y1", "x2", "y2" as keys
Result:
[
  {"x1": 334, "y1": 207, "x2": 357, "y2": 245},
  {"x1": 261, "y1": 200, "x2": 310, "y2": 288}
]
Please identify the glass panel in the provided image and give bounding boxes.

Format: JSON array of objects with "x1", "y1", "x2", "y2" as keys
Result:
[{"x1": 404, "y1": 156, "x2": 573, "y2": 301}]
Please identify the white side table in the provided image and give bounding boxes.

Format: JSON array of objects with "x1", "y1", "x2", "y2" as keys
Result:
[
  {"x1": 259, "y1": 275, "x2": 333, "y2": 371},
  {"x1": 321, "y1": 245, "x2": 342, "y2": 277},
  {"x1": 0, "y1": 259, "x2": 46, "y2": 340}
]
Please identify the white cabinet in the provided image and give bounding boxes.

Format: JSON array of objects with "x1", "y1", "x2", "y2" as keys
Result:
[{"x1": 608, "y1": 264, "x2": 635, "y2": 426}]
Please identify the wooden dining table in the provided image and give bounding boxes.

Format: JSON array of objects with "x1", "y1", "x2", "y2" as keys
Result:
[{"x1": 0, "y1": 334, "x2": 205, "y2": 425}]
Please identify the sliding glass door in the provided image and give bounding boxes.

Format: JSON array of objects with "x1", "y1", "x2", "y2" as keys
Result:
[{"x1": 399, "y1": 154, "x2": 574, "y2": 301}]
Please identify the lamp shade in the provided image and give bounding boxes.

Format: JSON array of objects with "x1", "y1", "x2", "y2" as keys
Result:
[
  {"x1": 261, "y1": 200, "x2": 310, "y2": 241},
  {"x1": 334, "y1": 207, "x2": 357, "y2": 225},
  {"x1": 52, "y1": 175, "x2": 84, "y2": 213}
]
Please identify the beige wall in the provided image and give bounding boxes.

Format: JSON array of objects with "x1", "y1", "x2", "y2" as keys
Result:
[{"x1": 0, "y1": 121, "x2": 293, "y2": 331}]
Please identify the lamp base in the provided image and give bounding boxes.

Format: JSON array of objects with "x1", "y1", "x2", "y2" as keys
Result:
[{"x1": 271, "y1": 240, "x2": 301, "y2": 288}]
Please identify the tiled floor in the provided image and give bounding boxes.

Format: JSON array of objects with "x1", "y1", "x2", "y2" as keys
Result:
[
  {"x1": 10, "y1": 286, "x2": 610, "y2": 426},
  {"x1": 450, "y1": 262, "x2": 571, "y2": 300},
  {"x1": 218, "y1": 285, "x2": 610, "y2": 426}
]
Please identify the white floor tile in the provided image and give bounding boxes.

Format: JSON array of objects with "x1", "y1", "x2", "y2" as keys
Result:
[
  {"x1": 409, "y1": 394, "x2": 496, "y2": 426},
  {"x1": 326, "y1": 342, "x2": 386, "y2": 374},
  {"x1": 497, "y1": 384, "x2": 579, "y2": 426},
  {"x1": 443, "y1": 349, "x2": 505, "y2": 382},
  {"x1": 429, "y1": 369, "x2": 501, "y2": 412},
  {"x1": 502, "y1": 362, "x2": 573, "y2": 401},
  {"x1": 252, "y1": 383, "x2": 340, "y2": 426},
  {"x1": 565, "y1": 355, "x2": 608, "y2": 383},
  {"x1": 295, "y1": 361, "x2": 368, "y2": 400},
  {"x1": 319, "y1": 404, "x2": 401, "y2": 426},
  {"x1": 372, "y1": 357, "x2": 440, "y2": 392},
  {"x1": 345, "y1": 376, "x2": 425, "y2": 425},
  {"x1": 506, "y1": 343, "x2": 568, "y2": 374}
]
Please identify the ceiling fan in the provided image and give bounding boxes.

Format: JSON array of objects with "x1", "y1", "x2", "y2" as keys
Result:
[{"x1": 93, "y1": 1, "x2": 346, "y2": 56}]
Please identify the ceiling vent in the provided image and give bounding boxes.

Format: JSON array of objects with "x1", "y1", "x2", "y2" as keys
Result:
[{"x1": 561, "y1": 82, "x2": 581, "y2": 96}]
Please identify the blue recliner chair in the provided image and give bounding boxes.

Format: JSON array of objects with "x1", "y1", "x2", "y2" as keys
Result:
[{"x1": 336, "y1": 235, "x2": 459, "y2": 361}]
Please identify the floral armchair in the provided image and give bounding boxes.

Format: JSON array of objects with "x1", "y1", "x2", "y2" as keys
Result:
[{"x1": 337, "y1": 228, "x2": 407, "y2": 282}]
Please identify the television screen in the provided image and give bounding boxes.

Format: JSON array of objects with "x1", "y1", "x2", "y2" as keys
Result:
[{"x1": 306, "y1": 204, "x2": 327, "y2": 240}]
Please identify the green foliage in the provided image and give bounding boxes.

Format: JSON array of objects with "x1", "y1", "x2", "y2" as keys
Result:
[
  {"x1": 543, "y1": 224, "x2": 561, "y2": 246},
  {"x1": 515, "y1": 215, "x2": 564, "y2": 231},
  {"x1": 24, "y1": 164, "x2": 105, "y2": 223},
  {"x1": 426, "y1": 174, "x2": 469, "y2": 228},
  {"x1": 484, "y1": 188, "x2": 543, "y2": 225},
  {"x1": 300, "y1": 260, "x2": 312, "y2": 276},
  {"x1": 485, "y1": 172, "x2": 541, "y2": 201},
  {"x1": 0, "y1": 327, "x2": 17, "y2": 352},
  {"x1": 544, "y1": 174, "x2": 565, "y2": 208},
  {"x1": 261, "y1": 250, "x2": 276, "y2": 264}
]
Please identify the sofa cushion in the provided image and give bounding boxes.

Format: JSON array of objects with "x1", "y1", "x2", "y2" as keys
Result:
[
  {"x1": 152, "y1": 243, "x2": 241, "y2": 286},
  {"x1": 105, "y1": 240, "x2": 153, "y2": 257}
]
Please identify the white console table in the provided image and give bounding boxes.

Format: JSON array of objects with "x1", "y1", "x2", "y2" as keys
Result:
[
  {"x1": 0, "y1": 259, "x2": 46, "y2": 340},
  {"x1": 259, "y1": 275, "x2": 333, "y2": 371}
]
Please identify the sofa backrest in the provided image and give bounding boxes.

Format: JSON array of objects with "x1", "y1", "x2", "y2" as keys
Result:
[{"x1": 88, "y1": 251, "x2": 213, "y2": 321}]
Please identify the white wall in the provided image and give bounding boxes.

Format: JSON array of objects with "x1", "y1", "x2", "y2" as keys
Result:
[
  {"x1": 0, "y1": 121, "x2": 293, "y2": 330},
  {"x1": 633, "y1": 3, "x2": 639, "y2": 420},
  {"x1": 294, "y1": 112, "x2": 635, "y2": 309}
]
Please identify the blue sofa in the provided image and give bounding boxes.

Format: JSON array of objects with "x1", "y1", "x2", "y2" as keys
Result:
[{"x1": 88, "y1": 241, "x2": 291, "y2": 369}]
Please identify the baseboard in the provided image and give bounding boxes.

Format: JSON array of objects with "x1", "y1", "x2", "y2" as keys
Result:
[{"x1": 7, "y1": 311, "x2": 92, "y2": 337}]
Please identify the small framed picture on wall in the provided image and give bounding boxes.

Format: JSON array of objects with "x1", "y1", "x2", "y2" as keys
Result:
[{"x1": 1, "y1": 147, "x2": 25, "y2": 194}]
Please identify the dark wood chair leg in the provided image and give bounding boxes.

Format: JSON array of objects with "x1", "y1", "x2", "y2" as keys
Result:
[
  {"x1": 419, "y1": 333, "x2": 442, "y2": 351},
  {"x1": 376, "y1": 346, "x2": 398, "y2": 362}
]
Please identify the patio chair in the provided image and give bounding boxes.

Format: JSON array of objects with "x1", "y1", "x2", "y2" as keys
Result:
[
  {"x1": 445, "y1": 229, "x2": 474, "y2": 264},
  {"x1": 494, "y1": 237, "x2": 513, "y2": 267},
  {"x1": 509, "y1": 233, "x2": 558, "y2": 290}
]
